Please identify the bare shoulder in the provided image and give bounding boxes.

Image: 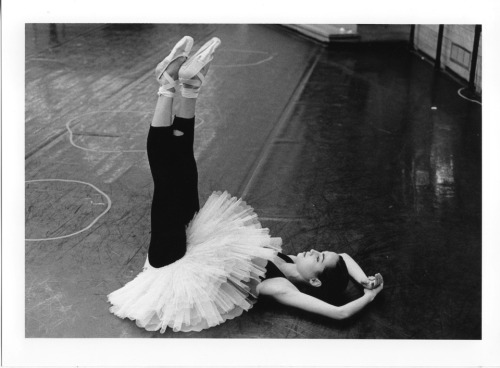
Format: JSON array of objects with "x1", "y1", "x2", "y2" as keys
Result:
[{"x1": 257, "y1": 277, "x2": 298, "y2": 296}]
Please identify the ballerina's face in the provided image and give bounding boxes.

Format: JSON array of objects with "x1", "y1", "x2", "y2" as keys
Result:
[{"x1": 295, "y1": 250, "x2": 340, "y2": 280}]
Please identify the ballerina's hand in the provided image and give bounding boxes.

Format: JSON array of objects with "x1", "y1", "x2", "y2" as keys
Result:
[
  {"x1": 360, "y1": 276, "x2": 375, "y2": 289},
  {"x1": 361, "y1": 273, "x2": 383, "y2": 290},
  {"x1": 363, "y1": 274, "x2": 384, "y2": 299}
]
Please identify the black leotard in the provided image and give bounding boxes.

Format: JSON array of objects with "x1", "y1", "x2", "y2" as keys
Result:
[{"x1": 262, "y1": 253, "x2": 294, "y2": 280}]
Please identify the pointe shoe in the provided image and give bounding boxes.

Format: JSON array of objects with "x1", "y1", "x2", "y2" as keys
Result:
[
  {"x1": 179, "y1": 37, "x2": 221, "y2": 98},
  {"x1": 155, "y1": 36, "x2": 194, "y2": 98}
]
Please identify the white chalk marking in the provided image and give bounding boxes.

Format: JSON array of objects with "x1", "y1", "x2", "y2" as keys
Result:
[
  {"x1": 67, "y1": 111, "x2": 207, "y2": 153},
  {"x1": 195, "y1": 118, "x2": 206, "y2": 129},
  {"x1": 212, "y1": 49, "x2": 276, "y2": 68},
  {"x1": 25, "y1": 179, "x2": 112, "y2": 242},
  {"x1": 368, "y1": 121, "x2": 393, "y2": 135},
  {"x1": 457, "y1": 87, "x2": 482, "y2": 105},
  {"x1": 66, "y1": 110, "x2": 149, "y2": 153}
]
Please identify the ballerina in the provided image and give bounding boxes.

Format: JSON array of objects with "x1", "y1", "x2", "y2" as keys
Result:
[{"x1": 108, "y1": 36, "x2": 384, "y2": 333}]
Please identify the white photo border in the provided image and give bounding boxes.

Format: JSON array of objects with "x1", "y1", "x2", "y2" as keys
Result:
[{"x1": 3, "y1": 0, "x2": 500, "y2": 366}]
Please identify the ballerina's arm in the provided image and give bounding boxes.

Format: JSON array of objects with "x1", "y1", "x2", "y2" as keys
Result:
[
  {"x1": 341, "y1": 253, "x2": 382, "y2": 289},
  {"x1": 257, "y1": 277, "x2": 383, "y2": 320}
]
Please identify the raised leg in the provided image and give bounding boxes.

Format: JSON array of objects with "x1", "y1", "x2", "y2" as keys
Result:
[
  {"x1": 147, "y1": 115, "x2": 199, "y2": 268},
  {"x1": 146, "y1": 36, "x2": 220, "y2": 268}
]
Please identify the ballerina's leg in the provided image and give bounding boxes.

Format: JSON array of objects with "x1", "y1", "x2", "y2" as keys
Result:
[
  {"x1": 146, "y1": 37, "x2": 219, "y2": 268},
  {"x1": 147, "y1": 54, "x2": 200, "y2": 268}
]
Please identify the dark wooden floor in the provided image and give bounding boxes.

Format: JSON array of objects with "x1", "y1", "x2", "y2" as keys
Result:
[{"x1": 25, "y1": 24, "x2": 482, "y2": 338}]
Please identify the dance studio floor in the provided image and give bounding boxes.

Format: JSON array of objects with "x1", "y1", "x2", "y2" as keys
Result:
[{"x1": 25, "y1": 24, "x2": 482, "y2": 338}]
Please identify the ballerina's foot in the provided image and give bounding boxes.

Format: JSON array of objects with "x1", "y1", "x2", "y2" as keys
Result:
[
  {"x1": 192, "y1": 63, "x2": 210, "y2": 82},
  {"x1": 156, "y1": 56, "x2": 187, "y2": 93},
  {"x1": 155, "y1": 36, "x2": 194, "y2": 97},
  {"x1": 181, "y1": 64, "x2": 210, "y2": 93},
  {"x1": 179, "y1": 37, "x2": 221, "y2": 98}
]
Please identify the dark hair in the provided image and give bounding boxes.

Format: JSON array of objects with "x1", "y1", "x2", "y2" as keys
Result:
[{"x1": 304, "y1": 255, "x2": 349, "y2": 303}]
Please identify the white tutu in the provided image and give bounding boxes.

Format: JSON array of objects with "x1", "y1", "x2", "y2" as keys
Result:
[{"x1": 108, "y1": 191, "x2": 282, "y2": 332}]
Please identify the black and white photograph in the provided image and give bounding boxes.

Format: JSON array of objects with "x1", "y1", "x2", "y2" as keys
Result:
[{"x1": 3, "y1": 0, "x2": 500, "y2": 367}]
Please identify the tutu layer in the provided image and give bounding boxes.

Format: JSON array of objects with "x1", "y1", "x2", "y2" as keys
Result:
[{"x1": 108, "y1": 191, "x2": 282, "y2": 332}]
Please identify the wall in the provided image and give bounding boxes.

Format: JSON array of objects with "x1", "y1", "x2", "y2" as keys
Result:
[
  {"x1": 357, "y1": 24, "x2": 411, "y2": 42},
  {"x1": 414, "y1": 25, "x2": 482, "y2": 93},
  {"x1": 283, "y1": 24, "x2": 358, "y2": 43}
]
